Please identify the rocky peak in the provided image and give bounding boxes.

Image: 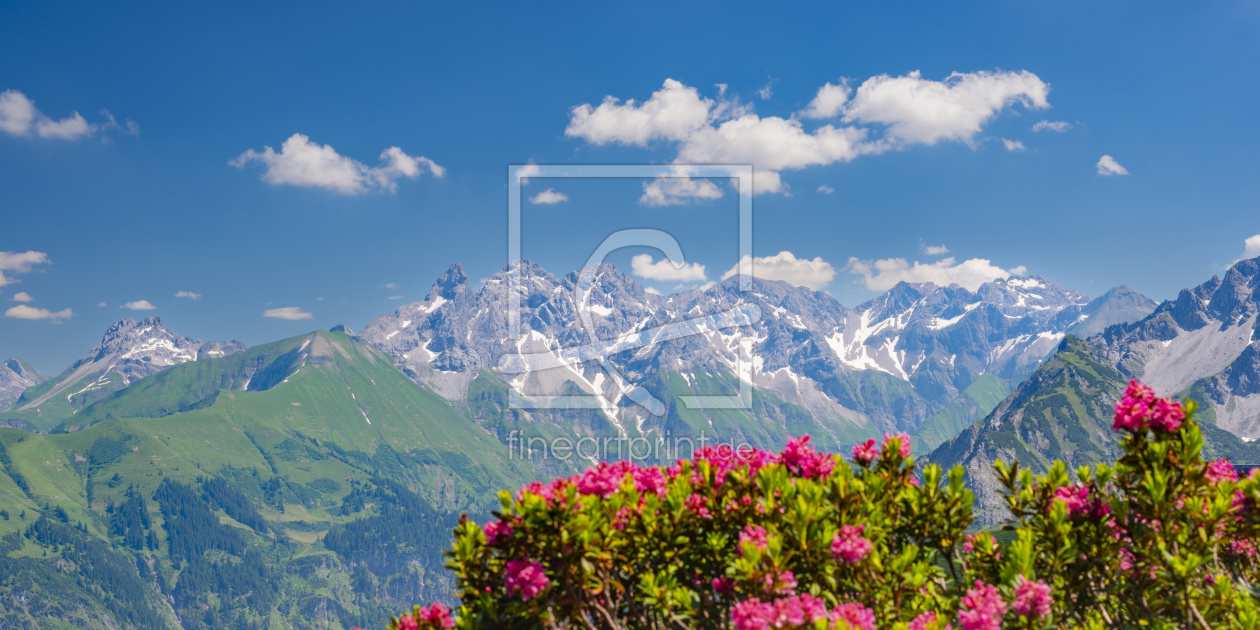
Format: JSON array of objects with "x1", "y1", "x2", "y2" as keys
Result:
[
  {"x1": 427, "y1": 262, "x2": 470, "y2": 301},
  {"x1": 1207, "y1": 258, "x2": 1260, "y2": 324}
]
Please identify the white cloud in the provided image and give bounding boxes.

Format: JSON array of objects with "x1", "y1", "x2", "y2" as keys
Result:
[
  {"x1": 174, "y1": 291, "x2": 201, "y2": 300},
  {"x1": 565, "y1": 71, "x2": 1049, "y2": 202},
  {"x1": 515, "y1": 161, "x2": 542, "y2": 184},
  {"x1": 121, "y1": 300, "x2": 157, "y2": 311},
  {"x1": 757, "y1": 79, "x2": 774, "y2": 100},
  {"x1": 644, "y1": 286, "x2": 663, "y2": 295},
  {"x1": 1032, "y1": 120, "x2": 1071, "y2": 132},
  {"x1": 845, "y1": 256, "x2": 1022, "y2": 291},
  {"x1": 388, "y1": 295, "x2": 404, "y2": 300},
  {"x1": 843, "y1": 70, "x2": 1049, "y2": 146},
  {"x1": 630, "y1": 254, "x2": 708, "y2": 282},
  {"x1": 263, "y1": 307, "x2": 313, "y2": 320},
  {"x1": 817, "y1": 185, "x2": 835, "y2": 195},
  {"x1": 0, "y1": 250, "x2": 51, "y2": 272},
  {"x1": 10, "y1": 292, "x2": 33, "y2": 303},
  {"x1": 97, "y1": 302, "x2": 106, "y2": 307},
  {"x1": 676, "y1": 115, "x2": 866, "y2": 194},
  {"x1": 1001, "y1": 138, "x2": 1026, "y2": 152},
  {"x1": 231, "y1": 133, "x2": 444, "y2": 195},
  {"x1": 801, "y1": 81, "x2": 851, "y2": 119},
  {"x1": 4, "y1": 304, "x2": 72, "y2": 321},
  {"x1": 1235, "y1": 234, "x2": 1260, "y2": 264},
  {"x1": 0, "y1": 90, "x2": 132, "y2": 141},
  {"x1": 921, "y1": 243, "x2": 950, "y2": 256},
  {"x1": 565, "y1": 79, "x2": 714, "y2": 146},
  {"x1": 383, "y1": 283, "x2": 399, "y2": 289},
  {"x1": 640, "y1": 166, "x2": 726, "y2": 205},
  {"x1": 1096, "y1": 155, "x2": 1129, "y2": 176},
  {"x1": 0, "y1": 250, "x2": 51, "y2": 287},
  {"x1": 721, "y1": 251, "x2": 836, "y2": 290},
  {"x1": 0, "y1": 90, "x2": 36, "y2": 136},
  {"x1": 100, "y1": 109, "x2": 141, "y2": 136},
  {"x1": 530, "y1": 188, "x2": 569, "y2": 205}
]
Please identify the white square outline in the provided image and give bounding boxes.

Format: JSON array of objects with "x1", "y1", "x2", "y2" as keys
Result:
[{"x1": 505, "y1": 164, "x2": 756, "y2": 413}]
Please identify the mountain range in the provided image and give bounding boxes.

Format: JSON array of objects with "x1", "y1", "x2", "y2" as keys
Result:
[
  {"x1": 1, "y1": 258, "x2": 1258, "y2": 629},
  {"x1": 2, "y1": 317, "x2": 246, "y2": 432},
  {"x1": 356, "y1": 261, "x2": 1157, "y2": 456}
]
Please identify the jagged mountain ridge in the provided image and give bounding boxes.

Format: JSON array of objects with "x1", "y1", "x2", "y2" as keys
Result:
[
  {"x1": 1091, "y1": 256, "x2": 1260, "y2": 439},
  {"x1": 4, "y1": 316, "x2": 246, "y2": 430},
  {"x1": 358, "y1": 261, "x2": 1153, "y2": 444},
  {"x1": 0, "y1": 358, "x2": 47, "y2": 412}
]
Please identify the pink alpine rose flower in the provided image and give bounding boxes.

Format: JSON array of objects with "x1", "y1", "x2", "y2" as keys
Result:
[
  {"x1": 740, "y1": 524, "x2": 770, "y2": 550},
  {"x1": 852, "y1": 439, "x2": 879, "y2": 466},
  {"x1": 730, "y1": 598, "x2": 774, "y2": 630},
  {"x1": 415, "y1": 603, "x2": 455, "y2": 628},
  {"x1": 1148, "y1": 397, "x2": 1185, "y2": 432},
  {"x1": 909, "y1": 611, "x2": 952, "y2": 630},
  {"x1": 778, "y1": 435, "x2": 835, "y2": 479},
  {"x1": 504, "y1": 559, "x2": 550, "y2": 600},
  {"x1": 831, "y1": 524, "x2": 873, "y2": 565},
  {"x1": 1010, "y1": 576, "x2": 1052, "y2": 620},
  {"x1": 482, "y1": 519, "x2": 512, "y2": 546},
  {"x1": 958, "y1": 581, "x2": 1007, "y2": 630},
  {"x1": 1113, "y1": 379, "x2": 1157, "y2": 431},
  {"x1": 883, "y1": 431, "x2": 912, "y2": 458},
  {"x1": 1205, "y1": 458, "x2": 1239, "y2": 483},
  {"x1": 830, "y1": 602, "x2": 876, "y2": 630}
]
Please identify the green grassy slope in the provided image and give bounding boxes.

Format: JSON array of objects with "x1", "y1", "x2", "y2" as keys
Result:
[
  {"x1": 911, "y1": 374, "x2": 1011, "y2": 455},
  {"x1": 0, "y1": 330, "x2": 539, "y2": 630}
]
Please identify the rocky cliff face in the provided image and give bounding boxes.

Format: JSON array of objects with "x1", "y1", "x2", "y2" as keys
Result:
[
  {"x1": 0, "y1": 358, "x2": 47, "y2": 411},
  {"x1": 1091, "y1": 257, "x2": 1260, "y2": 439}
]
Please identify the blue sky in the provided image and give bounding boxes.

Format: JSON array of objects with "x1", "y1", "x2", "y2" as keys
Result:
[{"x1": 2, "y1": 0, "x2": 1260, "y2": 374}]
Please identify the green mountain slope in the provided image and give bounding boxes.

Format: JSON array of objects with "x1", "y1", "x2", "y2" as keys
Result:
[
  {"x1": 0, "y1": 330, "x2": 539, "y2": 630},
  {"x1": 911, "y1": 373, "x2": 1010, "y2": 454},
  {"x1": 925, "y1": 336, "x2": 1260, "y2": 526}
]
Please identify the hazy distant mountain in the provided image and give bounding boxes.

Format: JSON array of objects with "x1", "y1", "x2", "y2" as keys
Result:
[
  {"x1": 1068, "y1": 286, "x2": 1158, "y2": 338},
  {"x1": 0, "y1": 358, "x2": 46, "y2": 411},
  {"x1": 3, "y1": 316, "x2": 245, "y2": 430}
]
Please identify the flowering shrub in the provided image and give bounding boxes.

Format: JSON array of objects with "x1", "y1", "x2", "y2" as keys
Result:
[
  {"x1": 989, "y1": 380, "x2": 1260, "y2": 628},
  {"x1": 387, "y1": 382, "x2": 1260, "y2": 629}
]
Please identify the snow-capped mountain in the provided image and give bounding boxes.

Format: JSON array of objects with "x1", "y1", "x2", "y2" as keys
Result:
[
  {"x1": 0, "y1": 358, "x2": 47, "y2": 411},
  {"x1": 358, "y1": 261, "x2": 1153, "y2": 445},
  {"x1": 1092, "y1": 256, "x2": 1260, "y2": 439},
  {"x1": 7, "y1": 316, "x2": 246, "y2": 427}
]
